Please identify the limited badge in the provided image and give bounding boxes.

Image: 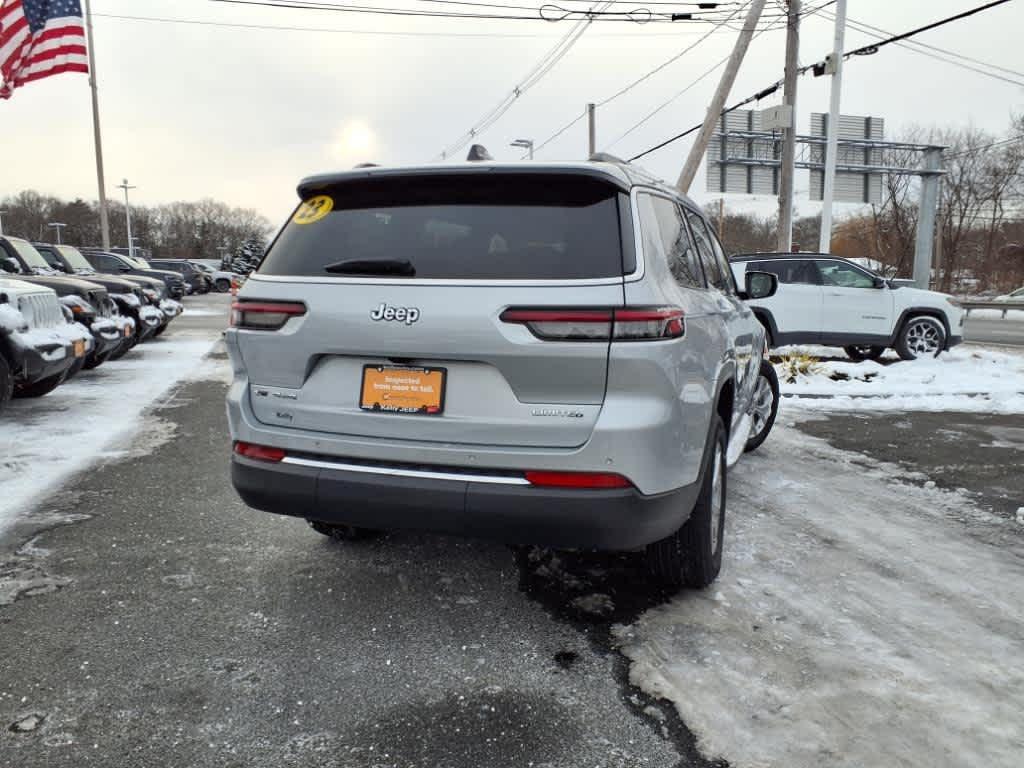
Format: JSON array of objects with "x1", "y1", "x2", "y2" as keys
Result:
[{"x1": 292, "y1": 195, "x2": 333, "y2": 225}]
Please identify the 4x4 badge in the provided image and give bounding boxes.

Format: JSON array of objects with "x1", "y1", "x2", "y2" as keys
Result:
[{"x1": 370, "y1": 303, "x2": 420, "y2": 325}]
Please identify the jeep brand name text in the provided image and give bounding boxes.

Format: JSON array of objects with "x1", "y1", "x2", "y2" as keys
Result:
[{"x1": 370, "y1": 303, "x2": 420, "y2": 325}]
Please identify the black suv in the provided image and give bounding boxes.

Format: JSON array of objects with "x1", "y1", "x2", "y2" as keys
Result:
[
  {"x1": 0, "y1": 236, "x2": 124, "y2": 369},
  {"x1": 150, "y1": 259, "x2": 211, "y2": 294},
  {"x1": 81, "y1": 249, "x2": 186, "y2": 299}
]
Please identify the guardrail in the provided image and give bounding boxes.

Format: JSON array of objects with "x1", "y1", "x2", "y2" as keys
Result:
[{"x1": 961, "y1": 300, "x2": 1024, "y2": 317}]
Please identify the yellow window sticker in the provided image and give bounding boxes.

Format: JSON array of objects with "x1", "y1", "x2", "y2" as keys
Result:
[{"x1": 293, "y1": 195, "x2": 334, "y2": 225}]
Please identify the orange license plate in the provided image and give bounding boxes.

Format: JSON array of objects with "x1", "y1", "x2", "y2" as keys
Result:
[
  {"x1": 73, "y1": 340, "x2": 86, "y2": 358},
  {"x1": 124, "y1": 325, "x2": 132, "y2": 337},
  {"x1": 360, "y1": 366, "x2": 446, "y2": 415}
]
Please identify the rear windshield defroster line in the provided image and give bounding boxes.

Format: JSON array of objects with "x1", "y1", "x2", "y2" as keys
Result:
[{"x1": 258, "y1": 174, "x2": 626, "y2": 281}]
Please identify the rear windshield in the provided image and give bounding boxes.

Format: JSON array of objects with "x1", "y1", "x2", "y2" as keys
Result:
[{"x1": 259, "y1": 174, "x2": 625, "y2": 280}]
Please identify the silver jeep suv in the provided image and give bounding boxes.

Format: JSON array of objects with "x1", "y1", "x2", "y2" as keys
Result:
[{"x1": 226, "y1": 160, "x2": 779, "y2": 588}]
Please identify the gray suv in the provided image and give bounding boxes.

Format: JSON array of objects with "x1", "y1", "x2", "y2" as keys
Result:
[{"x1": 226, "y1": 161, "x2": 779, "y2": 588}]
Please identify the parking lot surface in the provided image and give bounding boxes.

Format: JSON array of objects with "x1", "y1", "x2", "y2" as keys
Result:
[{"x1": 1, "y1": 298, "x2": 1021, "y2": 768}]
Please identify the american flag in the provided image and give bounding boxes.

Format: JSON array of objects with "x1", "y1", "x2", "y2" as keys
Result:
[{"x1": 0, "y1": 0, "x2": 88, "y2": 100}]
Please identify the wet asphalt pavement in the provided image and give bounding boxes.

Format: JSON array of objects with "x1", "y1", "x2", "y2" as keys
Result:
[
  {"x1": 795, "y1": 411, "x2": 1023, "y2": 520},
  {"x1": 0, "y1": 307, "x2": 709, "y2": 767}
]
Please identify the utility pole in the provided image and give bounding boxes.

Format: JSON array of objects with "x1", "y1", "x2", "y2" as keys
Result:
[
  {"x1": 718, "y1": 198, "x2": 725, "y2": 240},
  {"x1": 510, "y1": 138, "x2": 534, "y2": 159},
  {"x1": 776, "y1": 0, "x2": 801, "y2": 252},
  {"x1": 83, "y1": 0, "x2": 111, "y2": 250},
  {"x1": 0, "y1": 211, "x2": 6, "y2": 236},
  {"x1": 912, "y1": 148, "x2": 943, "y2": 290},
  {"x1": 677, "y1": 0, "x2": 767, "y2": 194},
  {"x1": 48, "y1": 222, "x2": 67, "y2": 244},
  {"x1": 118, "y1": 179, "x2": 137, "y2": 258},
  {"x1": 817, "y1": 0, "x2": 847, "y2": 254},
  {"x1": 587, "y1": 103, "x2": 596, "y2": 157}
]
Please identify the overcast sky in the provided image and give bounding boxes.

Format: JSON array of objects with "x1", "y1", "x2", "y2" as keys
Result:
[{"x1": 3, "y1": 0, "x2": 1022, "y2": 226}]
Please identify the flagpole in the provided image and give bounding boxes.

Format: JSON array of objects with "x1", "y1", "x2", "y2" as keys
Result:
[{"x1": 82, "y1": 0, "x2": 110, "y2": 250}]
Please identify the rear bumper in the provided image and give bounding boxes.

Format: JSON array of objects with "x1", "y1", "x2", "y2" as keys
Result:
[{"x1": 231, "y1": 454, "x2": 697, "y2": 550}]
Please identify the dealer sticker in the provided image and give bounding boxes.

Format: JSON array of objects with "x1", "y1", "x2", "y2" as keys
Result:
[{"x1": 292, "y1": 195, "x2": 333, "y2": 225}]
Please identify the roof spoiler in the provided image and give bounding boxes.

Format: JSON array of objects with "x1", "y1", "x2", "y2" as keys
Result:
[{"x1": 467, "y1": 144, "x2": 493, "y2": 161}]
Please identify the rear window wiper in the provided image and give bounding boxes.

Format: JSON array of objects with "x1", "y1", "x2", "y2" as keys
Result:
[{"x1": 324, "y1": 258, "x2": 416, "y2": 277}]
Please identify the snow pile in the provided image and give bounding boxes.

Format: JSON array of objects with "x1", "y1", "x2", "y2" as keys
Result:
[
  {"x1": 160, "y1": 298, "x2": 183, "y2": 317},
  {"x1": 139, "y1": 305, "x2": 163, "y2": 326},
  {"x1": 777, "y1": 346, "x2": 1024, "y2": 413},
  {"x1": 616, "y1": 427, "x2": 1024, "y2": 768},
  {"x1": 9, "y1": 318, "x2": 92, "y2": 354},
  {"x1": 0, "y1": 334, "x2": 220, "y2": 534}
]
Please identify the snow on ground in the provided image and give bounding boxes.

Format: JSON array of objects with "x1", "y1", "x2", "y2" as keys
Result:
[
  {"x1": 615, "y1": 426, "x2": 1024, "y2": 768},
  {"x1": 776, "y1": 346, "x2": 1024, "y2": 413},
  {"x1": 0, "y1": 333, "x2": 219, "y2": 535}
]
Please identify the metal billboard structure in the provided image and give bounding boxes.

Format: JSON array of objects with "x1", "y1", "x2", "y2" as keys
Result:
[{"x1": 705, "y1": 108, "x2": 945, "y2": 289}]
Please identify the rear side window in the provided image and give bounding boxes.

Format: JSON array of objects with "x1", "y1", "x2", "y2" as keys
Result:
[
  {"x1": 637, "y1": 194, "x2": 704, "y2": 289},
  {"x1": 750, "y1": 259, "x2": 820, "y2": 285},
  {"x1": 683, "y1": 210, "x2": 730, "y2": 292},
  {"x1": 260, "y1": 174, "x2": 625, "y2": 280}
]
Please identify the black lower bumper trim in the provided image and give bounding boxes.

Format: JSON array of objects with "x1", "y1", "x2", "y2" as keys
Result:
[{"x1": 231, "y1": 455, "x2": 697, "y2": 550}]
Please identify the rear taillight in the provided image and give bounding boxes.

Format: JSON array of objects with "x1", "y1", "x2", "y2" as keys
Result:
[
  {"x1": 230, "y1": 301, "x2": 306, "y2": 330},
  {"x1": 233, "y1": 441, "x2": 286, "y2": 462},
  {"x1": 525, "y1": 471, "x2": 632, "y2": 489},
  {"x1": 500, "y1": 307, "x2": 684, "y2": 341}
]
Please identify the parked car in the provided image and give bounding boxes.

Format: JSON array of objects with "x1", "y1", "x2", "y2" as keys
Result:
[
  {"x1": 227, "y1": 160, "x2": 781, "y2": 590},
  {"x1": 0, "y1": 277, "x2": 89, "y2": 408},
  {"x1": 80, "y1": 248, "x2": 187, "y2": 299},
  {"x1": 34, "y1": 243, "x2": 142, "y2": 363},
  {"x1": 35, "y1": 241, "x2": 177, "y2": 348},
  {"x1": 150, "y1": 259, "x2": 211, "y2": 294},
  {"x1": 995, "y1": 286, "x2": 1024, "y2": 302},
  {"x1": 729, "y1": 252, "x2": 966, "y2": 361},
  {"x1": 191, "y1": 261, "x2": 242, "y2": 293},
  {"x1": 0, "y1": 236, "x2": 124, "y2": 369}
]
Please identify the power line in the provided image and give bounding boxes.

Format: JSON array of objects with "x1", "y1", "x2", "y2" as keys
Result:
[
  {"x1": 530, "y1": 0, "x2": 754, "y2": 156},
  {"x1": 89, "y1": 11, "x2": 761, "y2": 37},
  {"x1": 628, "y1": 0, "x2": 1019, "y2": 162},
  {"x1": 837, "y1": 12, "x2": 1024, "y2": 80},
  {"x1": 433, "y1": 1, "x2": 614, "y2": 161},
  {"x1": 820, "y1": 10, "x2": 1024, "y2": 88},
  {"x1": 208, "y1": 0, "x2": 722, "y2": 22}
]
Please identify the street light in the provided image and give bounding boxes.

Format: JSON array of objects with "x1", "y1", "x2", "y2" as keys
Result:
[
  {"x1": 511, "y1": 138, "x2": 534, "y2": 160},
  {"x1": 117, "y1": 178, "x2": 137, "y2": 258},
  {"x1": 48, "y1": 222, "x2": 67, "y2": 244}
]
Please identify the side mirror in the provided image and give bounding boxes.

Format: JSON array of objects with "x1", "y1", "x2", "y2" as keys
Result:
[
  {"x1": 119, "y1": 264, "x2": 131, "y2": 272},
  {"x1": 872, "y1": 276, "x2": 886, "y2": 289},
  {"x1": 744, "y1": 270, "x2": 778, "y2": 300},
  {"x1": 1, "y1": 257, "x2": 20, "y2": 274}
]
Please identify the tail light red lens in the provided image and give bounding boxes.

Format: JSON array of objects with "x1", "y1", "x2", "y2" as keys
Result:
[
  {"x1": 525, "y1": 471, "x2": 632, "y2": 489},
  {"x1": 500, "y1": 307, "x2": 683, "y2": 341},
  {"x1": 230, "y1": 301, "x2": 306, "y2": 330},
  {"x1": 233, "y1": 441, "x2": 286, "y2": 462}
]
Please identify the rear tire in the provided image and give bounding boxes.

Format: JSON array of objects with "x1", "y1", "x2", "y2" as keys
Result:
[
  {"x1": 745, "y1": 360, "x2": 779, "y2": 453},
  {"x1": 0, "y1": 355, "x2": 12, "y2": 413},
  {"x1": 646, "y1": 416, "x2": 727, "y2": 590},
  {"x1": 844, "y1": 345, "x2": 886, "y2": 362},
  {"x1": 15, "y1": 372, "x2": 65, "y2": 399},
  {"x1": 215, "y1": 279, "x2": 231, "y2": 293},
  {"x1": 307, "y1": 519, "x2": 379, "y2": 541}
]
